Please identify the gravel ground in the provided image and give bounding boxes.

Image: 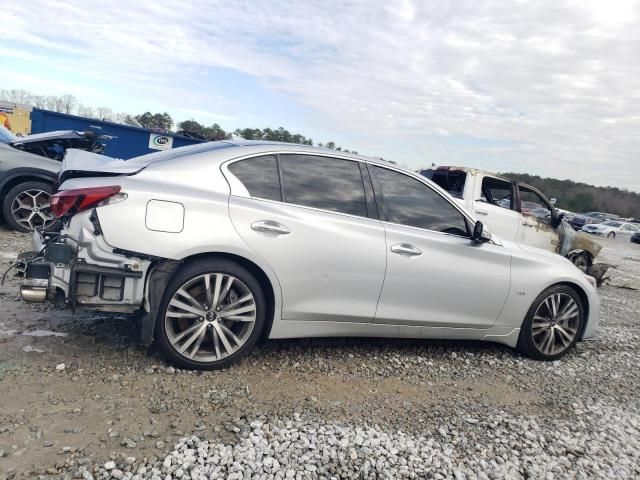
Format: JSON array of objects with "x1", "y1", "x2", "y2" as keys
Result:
[{"x1": 0, "y1": 225, "x2": 638, "y2": 479}]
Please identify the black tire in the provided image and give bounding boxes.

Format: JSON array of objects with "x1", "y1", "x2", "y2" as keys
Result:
[
  {"x1": 2, "y1": 181, "x2": 54, "y2": 232},
  {"x1": 517, "y1": 285, "x2": 585, "y2": 361},
  {"x1": 569, "y1": 252, "x2": 592, "y2": 272},
  {"x1": 155, "y1": 258, "x2": 266, "y2": 370},
  {"x1": 607, "y1": 232, "x2": 615, "y2": 239}
]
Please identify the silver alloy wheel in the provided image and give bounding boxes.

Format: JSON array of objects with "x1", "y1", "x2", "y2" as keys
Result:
[
  {"x1": 10, "y1": 189, "x2": 54, "y2": 231},
  {"x1": 532, "y1": 293, "x2": 580, "y2": 356},
  {"x1": 164, "y1": 273, "x2": 256, "y2": 362}
]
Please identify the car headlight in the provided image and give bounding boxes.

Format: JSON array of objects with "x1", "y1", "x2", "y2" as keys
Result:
[{"x1": 584, "y1": 274, "x2": 597, "y2": 290}]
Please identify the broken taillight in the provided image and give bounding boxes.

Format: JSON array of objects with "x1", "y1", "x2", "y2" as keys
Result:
[{"x1": 50, "y1": 186, "x2": 122, "y2": 218}]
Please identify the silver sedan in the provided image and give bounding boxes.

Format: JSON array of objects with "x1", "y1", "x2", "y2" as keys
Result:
[{"x1": 18, "y1": 141, "x2": 599, "y2": 369}]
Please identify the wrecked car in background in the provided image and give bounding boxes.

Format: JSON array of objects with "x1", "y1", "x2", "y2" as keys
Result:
[
  {"x1": 8, "y1": 127, "x2": 112, "y2": 160},
  {"x1": 0, "y1": 125, "x2": 112, "y2": 232},
  {"x1": 420, "y1": 166, "x2": 602, "y2": 273}
]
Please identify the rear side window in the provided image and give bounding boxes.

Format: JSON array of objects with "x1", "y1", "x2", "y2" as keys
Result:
[
  {"x1": 279, "y1": 154, "x2": 367, "y2": 217},
  {"x1": 228, "y1": 155, "x2": 281, "y2": 201},
  {"x1": 480, "y1": 177, "x2": 514, "y2": 209},
  {"x1": 370, "y1": 165, "x2": 469, "y2": 236}
]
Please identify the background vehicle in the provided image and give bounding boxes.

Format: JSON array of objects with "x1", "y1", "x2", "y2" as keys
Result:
[
  {"x1": 419, "y1": 166, "x2": 601, "y2": 272},
  {"x1": 0, "y1": 127, "x2": 112, "y2": 232},
  {"x1": 0, "y1": 142, "x2": 59, "y2": 231},
  {"x1": 9, "y1": 128, "x2": 112, "y2": 159},
  {"x1": 569, "y1": 212, "x2": 620, "y2": 231},
  {"x1": 582, "y1": 220, "x2": 640, "y2": 239},
  {"x1": 17, "y1": 142, "x2": 599, "y2": 369}
]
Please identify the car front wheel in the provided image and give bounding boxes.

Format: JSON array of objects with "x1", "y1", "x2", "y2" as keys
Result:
[
  {"x1": 155, "y1": 258, "x2": 266, "y2": 370},
  {"x1": 517, "y1": 285, "x2": 584, "y2": 360}
]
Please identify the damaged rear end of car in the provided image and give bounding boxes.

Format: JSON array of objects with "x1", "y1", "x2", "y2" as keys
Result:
[
  {"x1": 14, "y1": 142, "x2": 248, "y2": 347},
  {"x1": 16, "y1": 149, "x2": 154, "y2": 313}
]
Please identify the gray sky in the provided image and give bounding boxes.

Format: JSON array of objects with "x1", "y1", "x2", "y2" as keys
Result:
[{"x1": 2, "y1": 0, "x2": 639, "y2": 191}]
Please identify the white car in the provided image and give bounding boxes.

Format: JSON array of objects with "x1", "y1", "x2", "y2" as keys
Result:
[
  {"x1": 581, "y1": 220, "x2": 640, "y2": 239},
  {"x1": 419, "y1": 167, "x2": 602, "y2": 272},
  {"x1": 17, "y1": 141, "x2": 600, "y2": 369}
]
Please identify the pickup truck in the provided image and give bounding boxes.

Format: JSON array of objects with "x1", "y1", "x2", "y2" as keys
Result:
[{"x1": 420, "y1": 166, "x2": 602, "y2": 271}]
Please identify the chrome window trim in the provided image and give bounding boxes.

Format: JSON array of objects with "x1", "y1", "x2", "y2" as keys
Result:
[{"x1": 221, "y1": 150, "x2": 476, "y2": 239}]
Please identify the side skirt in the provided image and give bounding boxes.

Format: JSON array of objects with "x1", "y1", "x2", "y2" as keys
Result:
[{"x1": 268, "y1": 320, "x2": 521, "y2": 348}]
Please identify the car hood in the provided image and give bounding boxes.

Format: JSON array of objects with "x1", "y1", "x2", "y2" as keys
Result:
[{"x1": 11, "y1": 130, "x2": 84, "y2": 145}]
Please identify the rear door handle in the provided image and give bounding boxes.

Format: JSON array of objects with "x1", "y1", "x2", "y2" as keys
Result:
[
  {"x1": 390, "y1": 243, "x2": 422, "y2": 257},
  {"x1": 476, "y1": 210, "x2": 488, "y2": 216},
  {"x1": 251, "y1": 220, "x2": 291, "y2": 235}
]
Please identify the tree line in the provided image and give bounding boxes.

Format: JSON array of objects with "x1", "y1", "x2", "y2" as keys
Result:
[
  {"x1": 0, "y1": 89, "x2": 354, "y2": 152},
  {"x1": 503, "y1": 172, "x2": 640, "y2": 219}
]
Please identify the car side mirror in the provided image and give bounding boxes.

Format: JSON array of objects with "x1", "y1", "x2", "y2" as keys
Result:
[
  {"x1": 472, "y1": 221, "x2": 491, "y2": 243},
  {"x1": 550, "y1": 209, "x2": 563, "y2": 228}
]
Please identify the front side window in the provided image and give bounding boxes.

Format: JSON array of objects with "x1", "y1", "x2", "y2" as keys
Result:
[
  {"x1": 370, "y1": 165, "x2": 469, "y2": 236},
  {"x1": 480, "y1": 176, "x2": 514, "y2": 210},
  {"x1": 518, "y1": 186, "x2": 551, "y2": 221},
  {"x1": 279, "y1": 154, "x2": 367, "y2": 217},
  {"x1": 228, "y1": 155, "x2": 281, "y2": 201}
]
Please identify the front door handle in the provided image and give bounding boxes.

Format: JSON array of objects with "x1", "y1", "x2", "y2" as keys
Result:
[
  {"x1": 390, "y1": 243, "x2": 422, "y2": 257},
  {"x1": 251, "y1": 220, "x2": 291, "y2": 235},
  {"x1": 475, "y1": 210, "x2": 489, "y2": 216}
]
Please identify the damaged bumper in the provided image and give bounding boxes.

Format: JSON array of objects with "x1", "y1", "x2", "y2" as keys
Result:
[{"x1": 16, "y1": 211, "x2": 151, "y2": 312}]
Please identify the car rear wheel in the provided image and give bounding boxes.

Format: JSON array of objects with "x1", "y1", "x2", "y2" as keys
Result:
[
  {"x1": 517, "y1": 285, "x2": 584, "y2": 360},
  {"x1": 2, "y1": 181, "x2": 55, "y2": 232},
  {"x1": 607, "y1": 232, "x2": 615, "y2": 239},
  {"x1": 155, "y1": 258, "x2": 266, "y2": 370}
]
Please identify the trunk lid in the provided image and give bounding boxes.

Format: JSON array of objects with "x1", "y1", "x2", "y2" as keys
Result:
[
  {"x1": 58, "y1": 142, "x2": 228, "y2": 183},
  {"x1": 59, "y1": 149, "x2": 150, "y2": 183}
]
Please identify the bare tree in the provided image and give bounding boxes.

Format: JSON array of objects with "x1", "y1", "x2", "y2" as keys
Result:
[
  {"x1": 6, "y1": 89, "x2": 33, "y2": 105},
  {"x1": 95, "y1": 107, "x2": 114, "y2": 122},
  {"x1": 58, "y1": 94, "x2": 77, "y2": 114},
  {"x1": 32, "y1": 95, "x2": 48, "y2": 108},
  {"x1": 44, "y1": 96, "x2": 58, "y2": 111},
  {"x1": 76, "y1": 104, "x2": 95, "y2": 119}
]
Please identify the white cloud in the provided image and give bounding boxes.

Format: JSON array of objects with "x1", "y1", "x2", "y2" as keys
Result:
[{"x1": 2, "y1": 0, "x2": 639, "y2": 190}]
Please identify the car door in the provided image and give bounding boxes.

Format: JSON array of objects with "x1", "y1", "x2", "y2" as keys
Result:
[
  {"x1": 369, "y1": 164, "x2": 511, "y2": 329},
  {"x1": 226, "y1": 153, "x2": 386, "y2": 322},
  {"x1": 516, "y1": 185, "x2": 561, "y2": 252},
  {"x1": 471, "y1": 174, "x2": 520, "y2": 241}
]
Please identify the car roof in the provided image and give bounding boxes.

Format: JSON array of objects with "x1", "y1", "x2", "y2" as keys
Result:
[{"x1": 131, "y1": 139, "x2": 404, "y2": 172}]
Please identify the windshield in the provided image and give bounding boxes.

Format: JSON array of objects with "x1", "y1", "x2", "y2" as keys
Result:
[
  {"x1": 601, "y1": 221, "x2": 621, "y2": 227},
  {"x1": 0, "y1": 124, "x2": 18, "y2": 144}
]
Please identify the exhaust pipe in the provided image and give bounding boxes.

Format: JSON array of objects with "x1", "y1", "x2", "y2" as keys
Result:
[{"x1": 20, "y1": 285, "x2": 48, "y2": 303}]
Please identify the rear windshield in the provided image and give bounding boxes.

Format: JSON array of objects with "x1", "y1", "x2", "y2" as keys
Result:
[
  {"x1": 419, "y1": 169, "x2": 466, "y2": 198},
  {"x1": 602, "y1": 221, "x2": 621, "y2": 227}
]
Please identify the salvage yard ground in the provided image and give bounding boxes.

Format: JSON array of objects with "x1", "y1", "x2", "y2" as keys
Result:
[{"x1": 0, "y1": 225, "x2": 639, "y2": 479}]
